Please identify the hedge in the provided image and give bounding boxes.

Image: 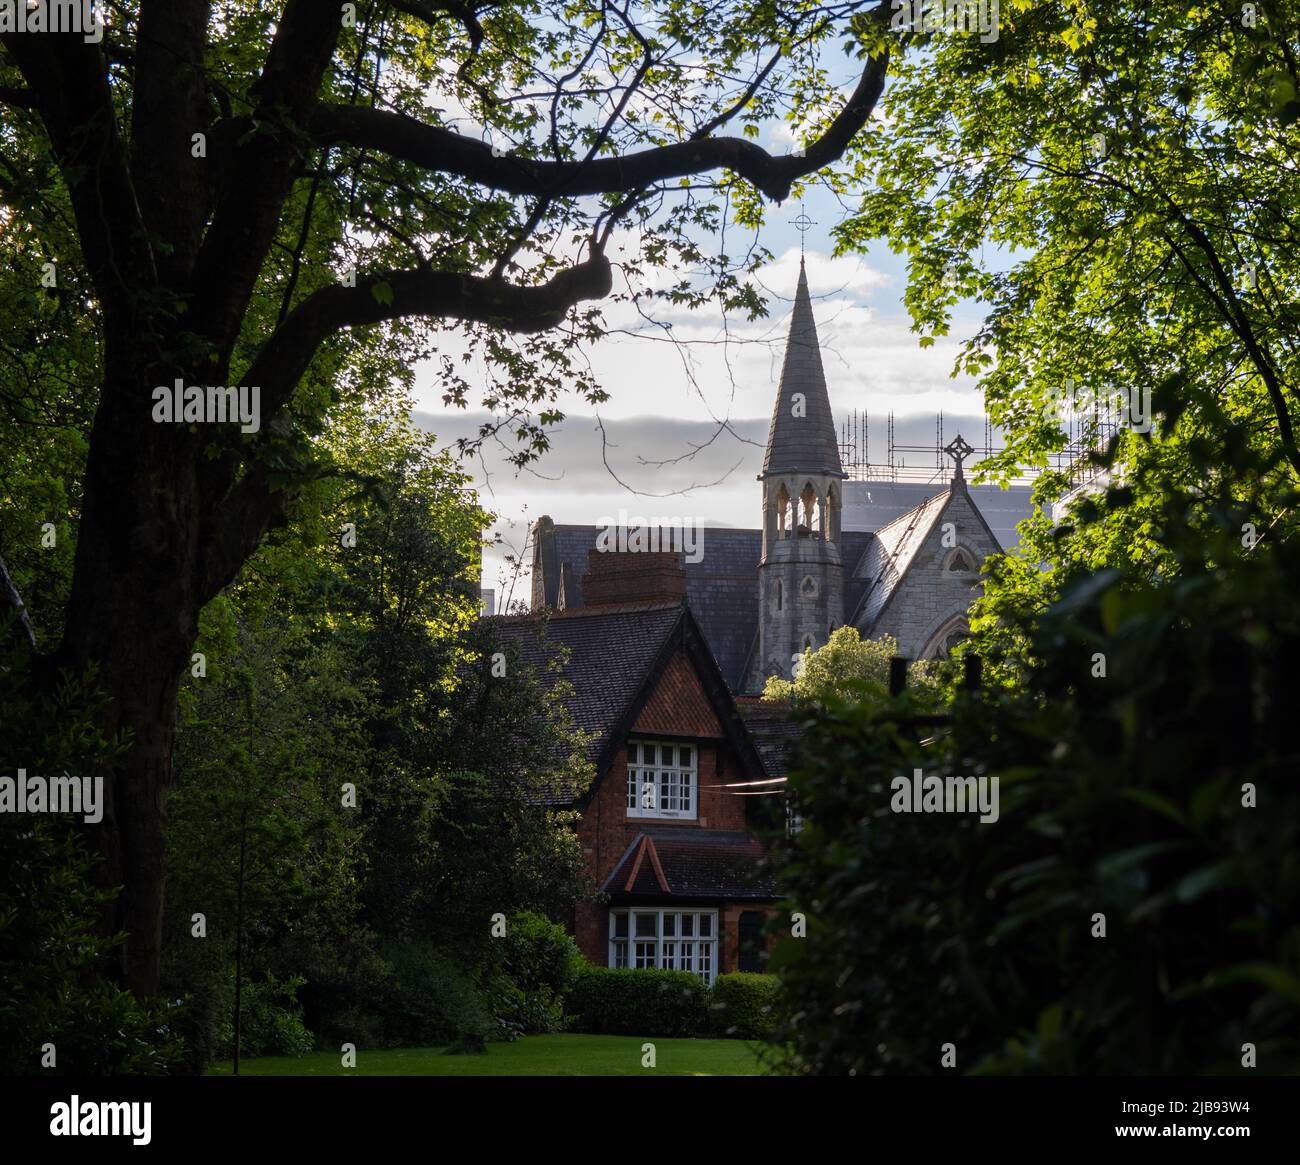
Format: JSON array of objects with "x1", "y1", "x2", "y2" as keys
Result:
[
  {"x1": 566, "y1": 967, "x2": 711, "y2": 1036},
  {"x1": 709, "y1": 973, "x2": 779, "y2": 1039}
]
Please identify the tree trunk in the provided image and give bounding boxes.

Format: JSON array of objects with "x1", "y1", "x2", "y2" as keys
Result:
[{"x1": 56, "y1": 364, "x2": 209, "y2": 999}]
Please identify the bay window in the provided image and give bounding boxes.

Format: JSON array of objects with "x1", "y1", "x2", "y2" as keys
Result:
[{"x1": 608, "y1": 909, "x2": 718, "y2": 984}]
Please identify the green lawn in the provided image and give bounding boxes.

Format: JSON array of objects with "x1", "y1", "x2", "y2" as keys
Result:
[{"x1": 206, "y1": 1033, "x2": 766, "y2": 1076}]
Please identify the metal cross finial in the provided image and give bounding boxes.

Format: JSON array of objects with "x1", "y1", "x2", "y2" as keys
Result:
[
  {"x1": 944, "y1": 433, "x2": 974, "y2": 479},
  {"x1": 792, "y1": 207, "x2": 817, "y2": 254}
]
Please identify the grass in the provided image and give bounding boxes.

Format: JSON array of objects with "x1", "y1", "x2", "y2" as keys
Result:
[{"x1": 206, "y1": 1033, "x2": 766, "y2": 1076}]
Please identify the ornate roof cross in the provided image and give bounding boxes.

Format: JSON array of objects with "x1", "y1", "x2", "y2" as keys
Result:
[
  {"x1": 792, "y1": 207, "x2": 817, "y2": 254},
  {"x1": 944, "y1": 433, "x2": 974, "y2": 480}
]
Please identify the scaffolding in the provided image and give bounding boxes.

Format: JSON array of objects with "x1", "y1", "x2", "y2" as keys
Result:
[{"x1": 838, "y1": 406, "x2": 1121, "y2": 489}]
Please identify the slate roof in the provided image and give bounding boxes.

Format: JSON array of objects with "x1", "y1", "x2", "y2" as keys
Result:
[
  {"x1": 533, "y1": 524, "x2": 874, "y2": 692},
  {"x1": 762, "y1": 259, "x2": 845, "y2": 479},
  {"x1": 489, "y1": 603, "x2": 682, "y2": 770},
  {"x1": 853, "y1": 487, "x2": 952, "y2": 629},
  {"x1": 735, "y1": 698, "x2": 802, "y2": 778},
  {"x1": 602, "y1": 828, "x2": 778, "y2": 901}
]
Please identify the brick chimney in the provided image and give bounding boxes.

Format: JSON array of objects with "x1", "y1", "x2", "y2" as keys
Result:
[{"x1": 582, "y1": 549, "x2": 687, "y2": 607}]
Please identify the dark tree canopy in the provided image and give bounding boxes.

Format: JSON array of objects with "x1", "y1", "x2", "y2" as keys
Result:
[{"x1": 0, "y1": 0, "x2": 890, "y2": 997}]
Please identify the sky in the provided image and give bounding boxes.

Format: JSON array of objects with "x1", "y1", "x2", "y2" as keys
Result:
[
  {"x1": 413, "y1": 228, "x2": 994, "y2": 606},
  {"x1": 409, "y1": 66, "x2": 998, "y2": 606}
]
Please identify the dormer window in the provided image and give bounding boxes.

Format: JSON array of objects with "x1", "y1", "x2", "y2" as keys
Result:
[{"x1": 627, "y1": 740, "x2": 697, "y2": 819}]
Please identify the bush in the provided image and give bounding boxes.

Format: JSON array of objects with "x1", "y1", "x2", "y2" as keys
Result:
[
  {"x1": 488, "y1": 911, "x2": 583, "y2": 1035},
  {"x1": 710, "y1": 973, "x2": 778, "y2": 1040},
  {"x1": 214, "y1": 974, "x2": 314, "y2": 1060},
  {"x1": 566, "y1": 966, "x2": 709, "y2": 1036},
  {"x1": 380, "y1": 941, "x2": 497, "y2": 1049},
  {"x1": 0, "y1": 651, "x2": 185, "y2": 1075},
  {"x1": 770, "y1": 446, "x2": 1300, "y2": 1074}
]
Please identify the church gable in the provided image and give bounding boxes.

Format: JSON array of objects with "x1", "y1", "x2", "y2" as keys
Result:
[{"x1": 860, "y1": 482, "x2": 1002, "y2": 659}]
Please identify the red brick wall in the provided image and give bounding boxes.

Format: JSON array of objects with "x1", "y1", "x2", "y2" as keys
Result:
[{"x1": 572, "y1": 647, "x2": 754, "y2": 965}]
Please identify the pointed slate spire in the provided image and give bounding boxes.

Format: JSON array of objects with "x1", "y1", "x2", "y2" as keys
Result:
[{"x1": 762, "y1": 259, "x2": 845, "y2": 478}]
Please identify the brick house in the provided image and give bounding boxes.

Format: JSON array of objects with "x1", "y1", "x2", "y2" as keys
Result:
[{"x1": 490, "y1": 553, "x2": 786, "y2": 982}]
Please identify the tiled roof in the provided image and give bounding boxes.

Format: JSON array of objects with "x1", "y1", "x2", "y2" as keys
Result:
[
  {"x1": 854, "y1": 487, "x2": 952, "y2": 628},
  {"x1": 536, "y1": 524, "x2": 875, "y2": 692},
  {"x1": 735, "y1": 698, "x2": 802, "y2": 777},
  {"x1": 602, "y1": 828, "x2": 778, "y2": 900},
  {"x1": 762, "y1": 259, "x2": 845, "y2": 478},
  {"x1": 488, "y1": 604, "x2": 684, "y2": 799}
]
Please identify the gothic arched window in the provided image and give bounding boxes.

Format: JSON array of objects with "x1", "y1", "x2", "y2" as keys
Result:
[
  {"x1": 774, "y1": 579, "x2": 783, "y2": 611},
  {"x1": 801, "y1": 575, "x2": 817, "y2": 597},
  {"x1": 800, "y1": 483, "x2": 819, "y2": 536},
  {"x1": 775, "y1": 483, "x2": 790, "y2": 539},
  {"x1": 921, "y1": 616, "x2": 970, "y2": 660}
]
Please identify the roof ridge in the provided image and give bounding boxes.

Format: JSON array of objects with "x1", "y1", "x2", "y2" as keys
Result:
[{"x1": 872, "y1": 485, "x2": 950, "y2": 536}]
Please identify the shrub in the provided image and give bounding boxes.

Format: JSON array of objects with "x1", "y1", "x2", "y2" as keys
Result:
[
  {"x1": 214, "y1": 974, "x2": 314, "y2": 1060},
  {"x1": 770, "y1": 450, "x2": 1300, "y2": 1074},
  {"x1": 710, "y1": 973, "x2": 779, "y2": 1040},
  {"x1": 0, "y1": 651, "x2": 185, "y2": 1075},
  {"x1": 380, "y1": 940, "x2": 497, "y2": 1050},
  {"x1": 489, "y1": 911, "x2": 583, "y2": 1035},
  {"x1": 566, "y1": 966, "x2": 709, "y2": 1036}
]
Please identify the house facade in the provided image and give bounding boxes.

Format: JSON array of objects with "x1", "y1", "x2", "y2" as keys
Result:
[{"x1": 490, "y1": 559, "x2": 784, "y2": 983}]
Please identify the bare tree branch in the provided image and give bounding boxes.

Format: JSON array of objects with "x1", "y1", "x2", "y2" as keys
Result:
[{"x1": 308, "y1": 49, "x2": 888, "y2": 203}]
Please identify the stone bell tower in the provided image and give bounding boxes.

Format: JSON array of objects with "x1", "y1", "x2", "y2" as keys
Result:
[{"x1": 756, "y1": 259, "x2": 846, "y2": 684}]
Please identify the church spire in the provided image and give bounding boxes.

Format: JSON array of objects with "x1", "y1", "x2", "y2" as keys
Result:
[{"x1": 761, "y1": 258, "x2": 845, "y2": 479}]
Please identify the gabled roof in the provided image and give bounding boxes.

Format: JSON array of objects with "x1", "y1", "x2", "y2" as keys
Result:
[
  {"x1": 487, "y1": 602, "x2": 766, "y2": 805},
  {"x1": 853, "y1": 487, "x2": 953, "y2": 628},
  {"x1": 762, "y1": 259, "x2": 845, "y2": 479},
  {"x1": 602, "y1": 828, "x2": 778, "y2": 901},
  {"x1": 530, "y1": 522, "x2": 873, "y2": 691},
  {"x1": 735, "y1": 698, "x2": 802, "y2": 778}
]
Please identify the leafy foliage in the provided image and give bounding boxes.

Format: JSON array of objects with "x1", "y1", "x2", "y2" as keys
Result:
[
  {"x1": 762, "y1": 626, "x2": 941, "y2": 703},
  {"x1": 711, "y1": 972, "x2": 779, "y2": 1040},
  {"x1": 567, "y1": 967, "x2": 711, "y2": 1037},
  {"x1": 489, "y1": 911, "x2": 585, "y2": 1036},
  {"x1": 0, "y1": 647, "x2": 184, "y2": 1075},
  {"x1": 770, "y1": 428, "x2": 1300, "y2": 1075}
]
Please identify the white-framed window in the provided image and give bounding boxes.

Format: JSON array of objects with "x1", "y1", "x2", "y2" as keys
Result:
[
  {"x1": 626, "y1": 739, "x2": 697, "y2": 819},
  {"x1": 608, "y1": 909, "x2": 718, "y2": 985}
]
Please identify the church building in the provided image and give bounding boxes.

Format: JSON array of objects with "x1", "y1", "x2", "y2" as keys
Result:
[{"x1": 528, "y1": 258, "x2": 1008, "y2": 693}]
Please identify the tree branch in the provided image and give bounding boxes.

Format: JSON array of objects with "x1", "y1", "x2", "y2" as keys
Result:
[
  {"x1": 0, "y1": 32, "x2": 155, "y2": 321},
  {"x1": 0, "y1": 84, "x2": 34, "y2": 108},
  {"x1": 308, "y1": 49, "x2": 889, "y2": 203},
  {"x1": 186, "y1": 0, "x2": 344, "y2": 365},
  {"x1": 130, "y1": 0, "x2": 214, "y2": 280},
  {"x1": 0, "y1": 550, "x2": 36, "y2": 651},
  {"x1": 244, "y1": 250, "x2": 614, "y2": 417}
]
